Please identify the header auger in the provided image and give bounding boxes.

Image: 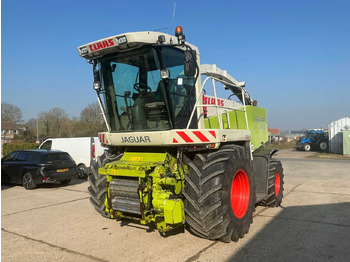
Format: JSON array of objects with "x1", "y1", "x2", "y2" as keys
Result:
[{"x1": 78, "y1": 26, "x2": 284, "y2": 242}]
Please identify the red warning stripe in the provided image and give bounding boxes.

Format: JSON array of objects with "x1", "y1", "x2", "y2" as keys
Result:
[
  {"x1": 177, "y1": 131, "x2": 194, "y2": 143},
  {"x1": 209, "y1": 131, "x2": 216, "y2": 138},
  {"x1": 193, "y1": 131, "x2": 209, "y2": 142}
]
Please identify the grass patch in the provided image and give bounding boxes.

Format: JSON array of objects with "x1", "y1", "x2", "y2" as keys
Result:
[{"x1": 307, "y1": 152, "x2": 350, "y2": 160}]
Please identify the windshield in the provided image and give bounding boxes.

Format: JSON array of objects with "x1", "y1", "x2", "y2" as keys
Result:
[{"x1": 97, "y1": 46, "x2": 196, "y2": 132}]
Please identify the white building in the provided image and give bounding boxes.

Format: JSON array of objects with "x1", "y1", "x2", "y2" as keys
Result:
[{"x1": 328, "y1": 117, "x2": 350, "y2": 154}]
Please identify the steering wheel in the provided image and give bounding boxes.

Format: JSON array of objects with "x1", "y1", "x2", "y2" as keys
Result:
[{"x1": 133, "y1": 83, "x2": 152, "y2": 93}]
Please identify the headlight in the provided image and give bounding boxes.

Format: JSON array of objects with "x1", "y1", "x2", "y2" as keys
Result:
[
  {"x1": 117, "y1": 36, "x2": 127, "y2": 44},
  {"x1": 80, "y1": 47, "x2": 89, "y2": 55}
]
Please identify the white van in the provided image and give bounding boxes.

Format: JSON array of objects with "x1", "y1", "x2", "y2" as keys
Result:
[{"x1": 39, "y1": 137, "x2": 106, "y2": 178}]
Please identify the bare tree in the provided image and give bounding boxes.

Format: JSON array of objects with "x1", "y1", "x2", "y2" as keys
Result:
[
  {"x1": 50, "y1": 107, "x2": 67, "y2": 137},
  {"x1": 21, "y1": 118, "x2": 38, "y2": 142},
  {"x1": 79, "y1": 103, "x2": 106, "y2": 136},
  {"x1": 1, "y1": 102, "x2": 23, "y2": 124},
  {"x1": 38, "y1": 108, "x2": 68, "y2": 138},
  {"x1": 61, "y1": 117, "x2": 80, "y2": 137}
]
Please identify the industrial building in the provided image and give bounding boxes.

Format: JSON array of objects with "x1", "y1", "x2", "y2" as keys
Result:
[{"x1": 328, "y1": 117, "x2": 350, "y2": 155}]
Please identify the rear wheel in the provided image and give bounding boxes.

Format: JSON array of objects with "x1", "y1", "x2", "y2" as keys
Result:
[
  {"x1": 261, "y1": 160, "x2": 284, "y2": 207},
  {"x1": 302, "y1": 143, "x2": 311, "y2": 151},
  {"x1": 183, "y1": 145, "x2": 255, "y2": 242},
  {"x1": 77, "y1": 164, "x2": 87, "y2": 179},
  {"x1": 22, "y1": 172, "x2": 36, "y2": 190},
  {"x1": 319, "y1": 141, "x2": 328, "y2": 151},
  {"x1": 88, "y1": 151, "x2": 121, "y2": 218}
]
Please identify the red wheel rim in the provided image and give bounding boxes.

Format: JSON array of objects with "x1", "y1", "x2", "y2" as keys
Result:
[
  {"x1": 275, "y1": 172, "x2": 280, "y2": 196},
  {"x1": 230, "y1": 169, "x2": 250, "y2": 219}
]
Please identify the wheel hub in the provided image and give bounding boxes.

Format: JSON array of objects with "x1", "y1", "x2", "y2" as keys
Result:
[
  {"x1": 230, "y1": 169, "x2": 250, "y2": 219},
  {"x1": 275, "y1": 172, "x2": 280, "y2": 196}
]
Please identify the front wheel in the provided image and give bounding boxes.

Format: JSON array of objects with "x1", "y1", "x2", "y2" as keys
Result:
[
  {"x1": 184, "y1": 145, "x2": 255, "y2": 242},
  {"x1": 22, "y1": 172, "x2": 36, "y2": 190},
  {"x1": 88, "y1": 151, "x2": 122, "y2": 218},
  {"x1": 302, "y1": 143, "x2": 311, "y2": 151}
]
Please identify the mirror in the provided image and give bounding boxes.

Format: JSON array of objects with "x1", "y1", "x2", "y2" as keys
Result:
[
  {"x1": 93, "y1": 68, "x2": 100, "y2": 82},
  {"x1": 184, "y1": 50, "x2": 196, "y2": 77},
  {"x1": 93, "y1": 67, "x2": 101, "y2": 90}
]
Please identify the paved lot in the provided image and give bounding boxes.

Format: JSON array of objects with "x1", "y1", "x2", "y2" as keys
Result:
[{"x1": 2, "y1": 150, "x2": 350, "y2": 262}]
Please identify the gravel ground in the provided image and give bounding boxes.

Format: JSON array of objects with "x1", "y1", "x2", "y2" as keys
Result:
[{"x1": 2, "y1": 149, "x2": 350, "y2": 261}]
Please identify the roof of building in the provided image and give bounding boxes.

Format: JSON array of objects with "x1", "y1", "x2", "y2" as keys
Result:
[
  {"x1": 1, "y1": 122, "x2": 25, "y2": 130},
  {"x1": 268, "y1": 128, "x2": 280, "y2": 135}
]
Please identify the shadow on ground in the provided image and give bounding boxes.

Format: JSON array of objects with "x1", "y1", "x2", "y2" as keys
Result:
[
  {"x1": 1, "y1": 177, "x2": 86, "y2": 191},
  {"x1": 228, "y1": 202, "x2": 350, "y2": 261}
]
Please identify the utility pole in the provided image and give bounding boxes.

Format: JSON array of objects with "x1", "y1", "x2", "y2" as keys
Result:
[{"x1": 36, "y1": 118, "x2": 39, "y2": 143}]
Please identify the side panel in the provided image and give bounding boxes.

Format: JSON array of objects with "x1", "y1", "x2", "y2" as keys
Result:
[
  {"x1": 246, "y1": 106, "x2": 268, "y2": 151},
  {"x1": 98, "y1": 129, "x2": 251, "y2": 147},
  {"x1": 204, "y1": 110, "x2": 247, "y2": 130},
  {"x1": 203, "y1": 105, "x2": 268, "y2": 151}
]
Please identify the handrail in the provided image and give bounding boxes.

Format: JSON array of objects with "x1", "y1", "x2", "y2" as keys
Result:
[{"x1": 186, "y1": 75, "x2": 249, "y2": 131}]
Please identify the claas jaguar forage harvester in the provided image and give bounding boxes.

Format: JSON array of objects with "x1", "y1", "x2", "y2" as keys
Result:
[{"x1": 77, "y1": 26, "x2": 284, "y2": 242}]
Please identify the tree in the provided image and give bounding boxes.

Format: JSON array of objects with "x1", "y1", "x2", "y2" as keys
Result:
[
  {"x1": 61, "y1": 117, "x2": 80, "y2": 138},
  {"x1": 50, "y1": 107, "x2": 67, "y2": 137},
  {"x1": 21, "y1": 118, "x2": 38, "y2": 142},
  {"x1": 38, "y1": 108, "x2": 68, "y2": 138},
  {"x1": 1, "y1": 102, "x2": 23, "y2": 124},
  {"x1": 79, "y1": 103, "x2": 106, "y2": 136}
]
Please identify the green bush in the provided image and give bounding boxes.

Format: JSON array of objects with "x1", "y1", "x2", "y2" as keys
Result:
[{"x1": 2, "y1": 143, "x2": 39, "y2": 156}]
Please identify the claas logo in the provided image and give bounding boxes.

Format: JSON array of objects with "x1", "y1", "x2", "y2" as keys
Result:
[
  {"x1": 203, "y1": 95, "x2": 224, "y2": 116},
  {"x1": 89, "y1": 39, "x2": 114, "y2": 52}
]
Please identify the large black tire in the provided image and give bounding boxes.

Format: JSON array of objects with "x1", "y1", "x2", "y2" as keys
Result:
[
  {"x1": 183, "y1": 145, "x2": 256, "y2": 242},
  {"x1": 88, "y1": 151, "x2": 121, "y2": 218},
  {"x1": 261, "y1": 160, "x2": 284, "y2": 207},
  {"x1": 22, "y1": 172, "x2": 36, "y2": 190}
]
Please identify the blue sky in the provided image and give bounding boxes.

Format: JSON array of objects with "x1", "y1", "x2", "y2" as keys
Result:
[{"x1": 2, "y1": 0, "x2": 350, "y2": 130}]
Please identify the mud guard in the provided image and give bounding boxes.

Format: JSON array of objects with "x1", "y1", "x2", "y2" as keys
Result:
[{"x1": 252, "y1": 147, "x2": 279, "y2": 203}]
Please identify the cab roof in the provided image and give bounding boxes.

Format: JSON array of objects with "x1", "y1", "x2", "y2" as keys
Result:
[{"x1": 77, "y1": 31, "x2": 199, "y2": 59}]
